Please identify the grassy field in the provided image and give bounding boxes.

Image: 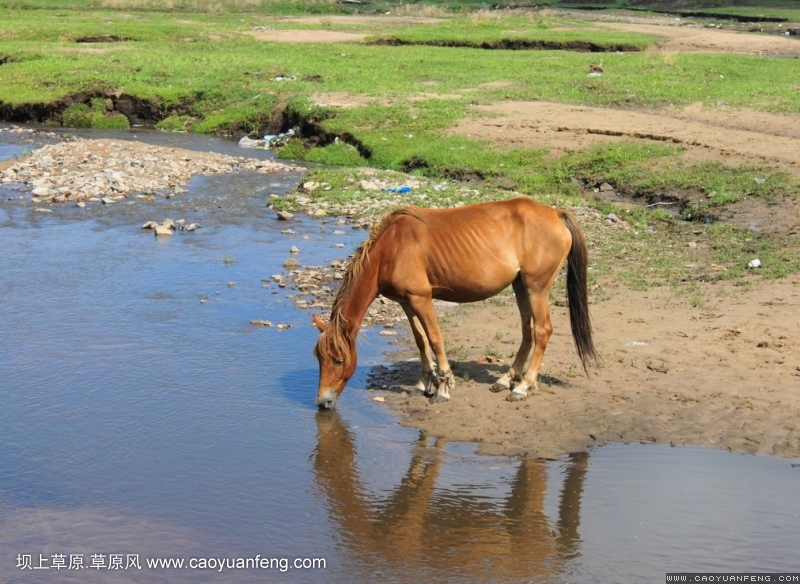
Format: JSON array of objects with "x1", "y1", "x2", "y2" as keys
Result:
[{"x1": 1, "y1": 0, "x2": 799, "y2": 293}]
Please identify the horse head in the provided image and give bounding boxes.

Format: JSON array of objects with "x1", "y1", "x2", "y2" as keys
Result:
[{"x1": 313, "y1": 314, "x2": 357, "y2": 410}]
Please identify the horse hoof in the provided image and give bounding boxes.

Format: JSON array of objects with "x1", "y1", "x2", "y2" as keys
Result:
[
  {"x1": 430, "y1": 394, "x2": 450, "y2": 404},
  {"x1": 490, "y1": 382, "x2": 508, "y2": 393},
  {"x1": 506, "y1": 390, "x2": 527, "y2": 402}
]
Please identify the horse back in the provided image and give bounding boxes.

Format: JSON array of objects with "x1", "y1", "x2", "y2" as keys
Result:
[{"x1": 374, "y1": 198, "x2": 572, "y2": 302}]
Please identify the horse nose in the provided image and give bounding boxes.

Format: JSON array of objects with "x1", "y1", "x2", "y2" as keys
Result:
[{"x1": 317, "y1": 397, "x2": 336, "y2": 410}]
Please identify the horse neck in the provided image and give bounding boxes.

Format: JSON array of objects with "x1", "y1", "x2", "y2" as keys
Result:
[{"x1": 332, "y1": 247, "x2": 380, "y2": 338}]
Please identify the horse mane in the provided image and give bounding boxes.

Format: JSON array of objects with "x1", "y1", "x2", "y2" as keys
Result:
[{"x1": 315, "y1": 207, "x2": 424, "y2": 365}]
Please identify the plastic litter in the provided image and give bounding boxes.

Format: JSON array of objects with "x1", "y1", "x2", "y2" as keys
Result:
[{"x1": 238, "y1": 128, "x2": 297, "y2": 150}]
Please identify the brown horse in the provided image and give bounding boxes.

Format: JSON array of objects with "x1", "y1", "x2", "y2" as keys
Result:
[{"x1": 313, "y1": 196, "x2": 597, "y2": 409}]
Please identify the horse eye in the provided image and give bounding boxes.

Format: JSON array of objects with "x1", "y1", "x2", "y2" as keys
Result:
[{"x1": 333, "y1": 358, "x2": 344, "y2": 366}]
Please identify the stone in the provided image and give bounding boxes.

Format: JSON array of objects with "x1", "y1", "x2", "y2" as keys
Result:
[
  {"x1": 283, "y1": 258, "x2": 301, "y2": 269},
  {"x1": 277, "y1": 211, "x2": 294, "y2": 221}
]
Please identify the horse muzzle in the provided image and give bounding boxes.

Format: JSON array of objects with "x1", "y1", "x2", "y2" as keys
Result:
[{"x1": 316, "y1": 392, "x2": 337, "y2": 410}]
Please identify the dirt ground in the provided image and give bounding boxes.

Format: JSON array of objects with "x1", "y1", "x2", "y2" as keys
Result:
[{"x1": 293, "y1": 15, "x2": 800, "y2": 460}]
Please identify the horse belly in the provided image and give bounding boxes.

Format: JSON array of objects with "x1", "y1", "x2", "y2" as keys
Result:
[{"x1": 430, "y1": 264, "x2": 518, "y2": 303}]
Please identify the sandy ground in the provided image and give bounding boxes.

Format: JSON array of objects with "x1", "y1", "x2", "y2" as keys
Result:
[{"x1": 288, "y1": 15, "x2": 800, "y2": 460}]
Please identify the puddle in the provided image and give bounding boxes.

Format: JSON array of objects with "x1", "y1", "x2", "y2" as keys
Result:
[{"x1": 1, "y1": 128, "x2": 798, "y2": 583}]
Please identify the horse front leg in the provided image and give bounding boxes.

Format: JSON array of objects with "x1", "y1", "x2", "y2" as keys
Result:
[
  {"x1": 401, "y1": 308, "x2": 437, "y2": 397},
  {"x1": 406, "y1": 296, "x2": 454, "y2": 403}
]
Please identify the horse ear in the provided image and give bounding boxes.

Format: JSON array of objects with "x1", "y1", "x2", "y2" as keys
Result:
[{"x1": 312, "y1": 314, "x2": 328, "y2": 333}]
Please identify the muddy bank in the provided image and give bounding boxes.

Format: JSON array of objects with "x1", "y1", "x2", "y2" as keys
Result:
[
  {"x1": 368, "y1": 37, "x2": 642, "y2": 52},
  {"x1": 365, "y1": 275, "x2": 800, "y2": 460}
]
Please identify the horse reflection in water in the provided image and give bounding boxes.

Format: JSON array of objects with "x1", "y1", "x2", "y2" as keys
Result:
[{"x1": 313, "y1": 412, "x2": 587, "y2": 582}]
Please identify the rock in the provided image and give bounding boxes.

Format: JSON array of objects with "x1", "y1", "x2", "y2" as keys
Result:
[
  {"x1": 250, "y1": 319, "x2": 273, "y2": 327},
  {"x1": 313, "y1": 209, "x2": 327, "y2": 218},
  {"x1": 277, "y1": 211, "x2": 294, "y2": 221},
  {"x1": 303, "y1": 181, "x2": 320, "y2": 192},
  {"x1": 153, "y1": 224, "x2": 174, "y2": 236},
  {"x1": 101, "y1": 197, "x2": 116, "y2": 205},
  {"x1": 283, "y1": 258, "x2": 301, "y2": 269},
  {"x1": 599, "y1": 182, "x2": 614, "y2": 192},
  {"x1": 290, "y1": 246, "x2": 300, "y2": 254},
  {"x1": 359, "y1": 179, "x2": 382, "y2": 191}
]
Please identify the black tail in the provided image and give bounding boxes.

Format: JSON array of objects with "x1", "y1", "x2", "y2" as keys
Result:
[{"x1": 560, "y1": 211, "x2": 598, "y2": 374}]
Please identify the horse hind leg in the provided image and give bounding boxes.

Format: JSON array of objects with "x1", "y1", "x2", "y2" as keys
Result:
[
  {"x1": 491, "y1": 276, "x2": 533, "y2": 395},
  {"x1": 507, "y1": 288, "x2": 554, "y2": 402}
]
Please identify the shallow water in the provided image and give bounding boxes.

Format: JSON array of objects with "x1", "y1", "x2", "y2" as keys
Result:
[{"x1": 1, "y1": 129, "x2": 798, "y2": 583}]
